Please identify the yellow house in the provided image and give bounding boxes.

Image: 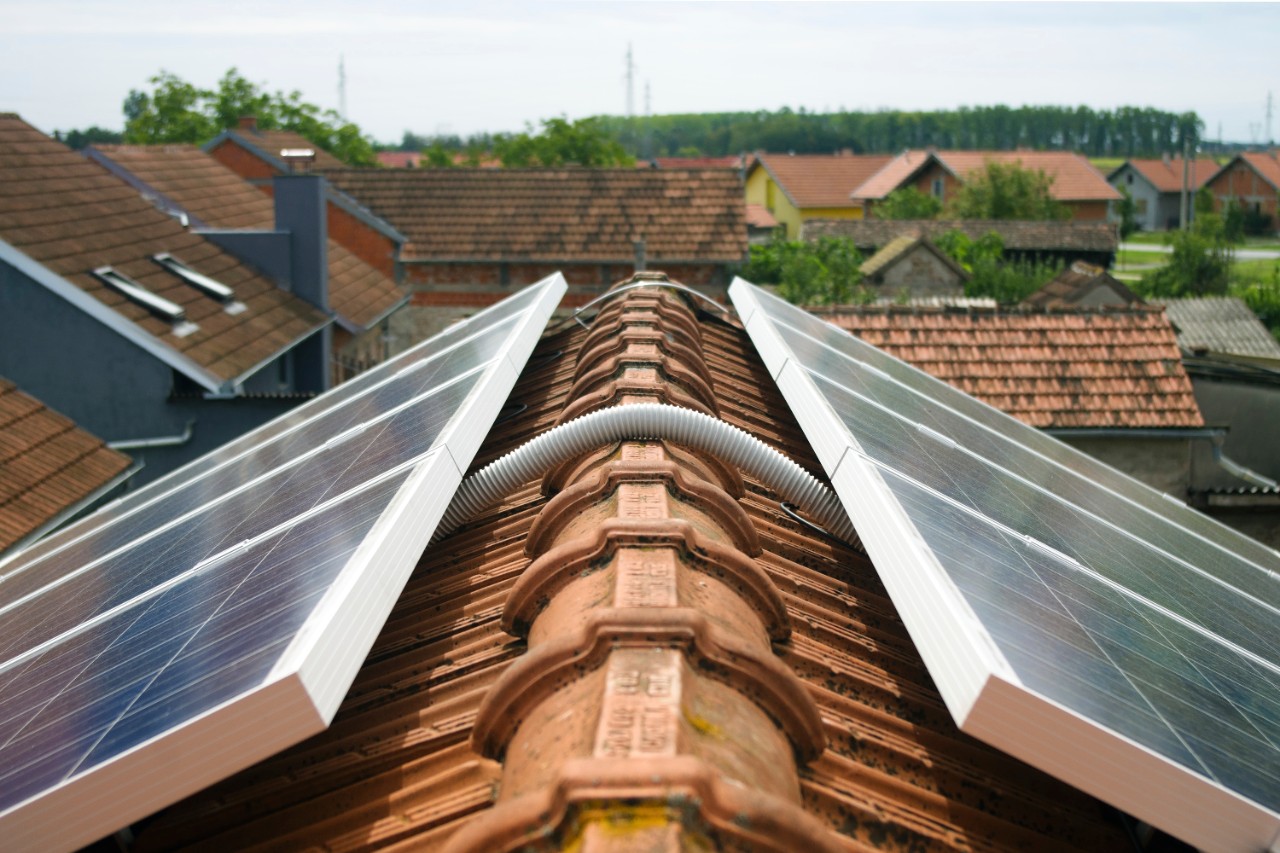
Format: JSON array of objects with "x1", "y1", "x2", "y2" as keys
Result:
[{"x1": 745, "y1": 152, "x2": 893, "y2": 238}]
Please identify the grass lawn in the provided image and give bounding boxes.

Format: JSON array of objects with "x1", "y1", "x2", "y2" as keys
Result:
[
  {"x1": 1232, "y1": 257, "x2": 1280, "y2": 285},
  {"x1": 1089, "y1": 157, "x2": 1125, "y2": 173},
  {"x1": 1115, "y1": 249, "x2": 1169, "y2": 265},
  {"x1": 1123, "y1": 231, "x2": 1172, "y2": 246}
]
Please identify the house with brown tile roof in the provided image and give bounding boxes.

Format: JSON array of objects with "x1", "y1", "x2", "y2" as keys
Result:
[
  {"x1": 1205, "y1": 149, "x2": 1280, "y2": 234},
  {"x1": 323, "y1": 167, "x2": 748, "y2": 320},
  {"x1": 205, "y1": 116, "x2": 406, "y2": 277},
  {"x1": 1022, "y1": 261, "x2": 1142, "y2": 309},
  {"x1": 1107, "y1": 156, "x2": 1218, "y2": 231},
  {"x1": 69, "y1": 273, "x2": 1147, "y2": 853},
  {"x1": 85, "y1": 143, "x2": 408, "y2": 379},
  {"x1": 0, "y1": 378, "x2": 136, "y2": 553},
  {"x1": 744, "y1": 151, "x2": 893, "y2": 238},
  {"x1": 816, "y1": 305, "x2": 1206, "y2": 495},
  {"x1": 803, "y1": 217, "x2": 1119, "y2": 268},
  {"x1": 0, "y1": 113, "x2": 339, "y2": 486},
  {"x1": 851, "y1": 150, "x2": 1121, "y2": 221}
]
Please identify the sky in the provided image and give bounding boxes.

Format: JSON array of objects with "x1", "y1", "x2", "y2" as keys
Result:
[{"x1": 1, "y1": 1, "x2": 1277, "y2": 146}]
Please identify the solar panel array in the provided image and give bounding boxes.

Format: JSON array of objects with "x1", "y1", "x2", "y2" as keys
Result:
[
  {"x1": 0, "y1": 274, "x2": 565, "y2": 852},
  {"x1": 730, "y1": 279, "x2": 1280, "y2": 852}
]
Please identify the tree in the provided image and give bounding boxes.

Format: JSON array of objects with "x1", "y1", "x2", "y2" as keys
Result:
[
  {"x1": 494, "y1": 117, "x2": 634, "y2": 167},
  {"x1": 742, "y1": 234, "x2": 869, "y2": 306},
  {"x1": 122, "y1": 68, "x2": 377, "y2": 166},
  {"x1": 935, "y1": 229, "x2": 1062, "y2": 303},
  {"x1": 53, "y1": 126, "x2": 123, "y2": 150},
  {"x1": 946, "y1": 160, "x2": 1070, "y2": 220},
  {"x1": 873, "y1": 187, "x2": 942, "y2": 220},
  {"x1": 1138, "y1": 213, "x2": 1234, "y2": 297}
]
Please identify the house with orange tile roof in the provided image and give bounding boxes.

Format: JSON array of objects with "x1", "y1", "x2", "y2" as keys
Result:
[
  {"x1": 85, "y1": 143, "x2": 409, "y2": 381},
  {"x1": 0, "y1": 378, "x2": 137, "y2": 553},
  {"x1": 0, "y1": 113, "x2": 339, "y2": 486},
  {"x1": 375, "y1": 150, "x2": 421, "y2": 168},
  {"x1": 1107, "y1": 156, "x2": 1218, "y2": 231},
  {"x1": 205, "y1": 116, "x2": 406, "y2": 277},
  {"x1": 7, "y1": 268, "x2": 1277, "y2": 851},
  {"x1": 323, "y1": 167, "x2": 748, "y2": 331},
  {"x1": 1204, "y1": 149, "x2": 1280, "y2": 234},
  {"x1": 851, "y1": 149, "x2": 1121, "y2": 221},
  {"x1": 817, "y1": 305, "x2": 1207, "y2": 495},
  {"x1": 744, "y1": 151, "x2": 892, "y2": 238}
]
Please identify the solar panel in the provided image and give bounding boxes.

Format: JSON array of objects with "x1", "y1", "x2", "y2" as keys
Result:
[
  {"x1": 730, "y1": 278, "x2": 1280, "y2": 851},
  {"x1": 0, "y1": 273, "x2": 565, "y2": 851}
]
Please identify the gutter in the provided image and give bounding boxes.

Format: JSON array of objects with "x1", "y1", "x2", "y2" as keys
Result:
[
  {"x1": 108, "y1": 421, "x2": 195, "y2": 450},
  {"x1": 1047, "y1": 426, "x2": 1279, "y2": 490}
]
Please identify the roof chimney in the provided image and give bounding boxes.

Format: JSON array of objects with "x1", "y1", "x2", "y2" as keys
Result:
[
  {"x1": 238, "y1": 115, "x2": 258, "y2": 132},
  {"x1": 272, "y1": 174, "x2": 329, "y2": 314}
]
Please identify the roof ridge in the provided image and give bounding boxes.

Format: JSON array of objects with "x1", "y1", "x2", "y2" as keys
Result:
[{"x1": 447, "y1": 274, "x2": 836, "y2": 851}]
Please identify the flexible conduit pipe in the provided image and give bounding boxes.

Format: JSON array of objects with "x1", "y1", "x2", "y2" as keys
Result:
[{"x1": 435, "y1": 402, "x2": 856, "y2": 543}]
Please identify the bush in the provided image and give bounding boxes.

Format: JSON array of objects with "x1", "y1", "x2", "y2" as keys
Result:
[
  {"x1": 1137, "y1": 213, "x2": 1234, "y2": 298},
  {"x1": 743, "y1": 235, "x2": 870, "y2": 306},
  {"x1": 935, "y1": 228, "x2": 1061, "y2": 303}
]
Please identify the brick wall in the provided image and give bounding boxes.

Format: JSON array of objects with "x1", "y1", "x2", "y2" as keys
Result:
[
  {"x1": 208, "y1": 140, "x2": 277, "y2": 182},
  {"x1": 328, "y1": 202, "x2": 398, "y2": 278},
  {"x1": 1209, "y1": 161, "x2": 1279, "y2": 222}
]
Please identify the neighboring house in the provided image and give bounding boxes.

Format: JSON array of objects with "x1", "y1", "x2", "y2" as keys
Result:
[
  {"x1": 817, "y1": 305, "x2": 1206, "y2": 495},
  {"x1": 640, "y1": 154, "x2": 744, "y2": 169},
  {"x1": 1204, "y1": 149, "x2": 1280, "y2": 233},
  {"x1": 205, "y1": 116, "x2": 406, "y2": 277},
  {"x1": 85, "y1": 143, "x2": 408, "y2": 380},
  {"x1": 851, "y1": 149, "x2": 1121, "y2": 221},
  {"x1": 1162, "y1": 297, "x2": 1280, "y2": 531},
  {"x1": 0, "y1": 378, "x2": 136, "y2": 553},
  {"x1": 323, "y1": 167, "x2": 747, "y2": 327},
  {"x1": 858, "y1": 232, "x2": 967, "y2": 299},
  {"x1": 803, "y1": 218, "x2": 1118, "y2": 268},
  {"x1": 1022, "y1": 261, "x2": 1142, "y2": 309},
  {"x1": 0, "y1": 113, "x2": 335, "y2": 486},
  {"x1": 744, "y1": 151, "x2": 892, "y2": 238},
  {"x1": 1106, "y1": 156, "x2": 1218, "y2": 231},
  {"x1": 376, "y1": 150, "x2": 421, "y2": 168},
  {"x1": 744, "y1": 202, "x2": 781, "y2": 244}
]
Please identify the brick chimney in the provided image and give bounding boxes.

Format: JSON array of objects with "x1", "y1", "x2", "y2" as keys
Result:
[{"x1": 238, "y1": 115, "x2": 258, "y2": 132}]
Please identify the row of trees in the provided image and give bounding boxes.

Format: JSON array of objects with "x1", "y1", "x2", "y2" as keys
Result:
[
  {"x1": 404, "y1": 105, "x2": 1204, "y2": 160},
  {"x1": 111, "y1": 69, "x2": 377, "y2": 165}
]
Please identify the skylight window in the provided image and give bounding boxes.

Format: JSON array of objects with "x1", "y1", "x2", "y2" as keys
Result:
[
  {"x1": 152, "y1": 253, "x2": 243, "y2": 315},
  {"x1": 92, "y1": 266, "x2": 197, "y2": 336}
]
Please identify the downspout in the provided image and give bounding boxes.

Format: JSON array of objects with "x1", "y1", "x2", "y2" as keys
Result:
[{"x1": 107, "y1": 420, "x2": 195, "y2": 450}]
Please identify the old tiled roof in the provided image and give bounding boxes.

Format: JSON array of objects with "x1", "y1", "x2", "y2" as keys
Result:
[
  {"x1": 751, "y1": 152, "x2": 893, "y2": 209},
  {"x1": 1162, "y1": 296, "x2": 1280, "y2": 361},
  {"x1": 86, "y1": 144, "x2": 406, "y2": 331},
  {"x1": 853, "y1": 150, "x2": 1122, "y2": 202},
  {"x1": 220, "y1": 126, "x2": 347, "y2": 171},
  {"x1": 0, "y1": 378, "x2": 133, "y2": 552},
  {"x1": 745, "y1": 202, "x2": 779, "y2": 229},
  {"x1": 803, "y1": 217, "x2": 1119, "y2": 253},
  {"x1": 642, "y1": 155, "x2": 743, "y2": 169},
  {"x1": 1114, "y1": 157, "x2": 1219, "y2": 193},
  {"x1": 122, "y1": 275, "x2": 1131, "y2": 851},
  {"x1": 376, "y1": 151, "x2": 422, "y2": 168},
  {"x1": 1234, "y1": 150, "x2": 1280, "y2": 191},
  {"x1": 859, "y1": 232, "x2": 967, "y2": 281},
  {"x1": 0, "y1": 114, "x2": 329, "y2": 383},
  {"x1": 1023, "y1": 261, "x2": 1142, "y2": 309},
  {"x1": 322, "y1": 168, "x2": 748, "y2": 262},
  {"x1": 819, "y1": 306, "x2": 1204, "y2": 428}
]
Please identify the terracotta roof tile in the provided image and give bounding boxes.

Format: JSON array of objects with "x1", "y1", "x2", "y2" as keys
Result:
[
  {"x1": 225, "y1": 127, "x2": 346, "y2": 171},
  {"x1": 1230, "y1": 149, "x2": 1280, "y2": 191},
  {"x1": 852, "y1": 150, "x2": 1121, "y2": 202},
  {"x1": 818, "y1": 306, "x2": 1204, "y2": 429},
  {"x1": 87, "y1": 144, "x2": 405, "y2": 331},
  {"x1": 803, "y1": 217, "x2": 1119, "y2": 253},
  {"x1": 323, "y1": 168, "x2": 748, "y2": 263},
  {"x1": 0, "y1": 115, "x2": 329, "y2": 382},
  {"x1": 0, "y1": 378, "x2": 132, "y2": 551},
  {"x1": 1117, "y1": 157, "x2": 1219, "y2": 193},
  {"x1": 752, "y1": 152, "x2": 893, "y2": 208},
  {"x1": 122, "y1": 275, "x2": 1131, "y2": 851},
  {"x1": 746, "y1": 202, "x2": 779, "y2": 229}
]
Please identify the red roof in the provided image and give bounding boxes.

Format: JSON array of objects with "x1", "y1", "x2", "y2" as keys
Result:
[
  {"x1": 0, "y1": 378, "x2": 132, "y2": 552},
  {"x1": 752, "y1": 152, "x2": 893, "y2": 208},
  {"x1": 0, "y1": 114, "x2": 328, "y2": 383},
  {"x1": 1119, "y1": 157, "x2": 1219, "y2": 193},
  {"x1": 642, "y1": 155, "x2": 743, "y2": 169},
  {"x1": 854, "y1": 150, "x2": 1121, "y2": 203},
  {"x1": 87, "y1": 144, "x2": 405, "y2": 331},
  {"x1": 745, "y1": 202, "x2": 779, "y2": 229},
  {"x1": 375, "y1": 151, "x2": 421, "y2": 168},
  {"x1": 324, "y1": 168, "x2": 748, "y2": 262},
  {"x1": 820, "y1": 307, "x2": 1203, "y2": 428},
  {"x1": 1236, "y1": 150, "x2": 1280, "y2": 191}
]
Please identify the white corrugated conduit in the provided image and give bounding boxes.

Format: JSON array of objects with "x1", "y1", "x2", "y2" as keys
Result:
[{"x1": 435, "y1": 402, "x2": 856, "y2": 542}]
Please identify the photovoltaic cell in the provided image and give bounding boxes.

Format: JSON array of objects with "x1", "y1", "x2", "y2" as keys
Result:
[
  {"x1": 730, "y1": 278, "x2": 1280, "y2": 850},
  {"x1": 0, "y1": 273, "x2": 566, "y2": 852}
]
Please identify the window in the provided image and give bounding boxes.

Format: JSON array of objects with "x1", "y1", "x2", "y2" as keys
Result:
[
  {"x1": 93, "y1": 266, "x2": 197, "y2": 336},
  {"x1": 931, "y1": 178, "x2": 945, "y2": 200},
  {"x1": 152, "y1": 253, "x2": 245, "y2": 314}
]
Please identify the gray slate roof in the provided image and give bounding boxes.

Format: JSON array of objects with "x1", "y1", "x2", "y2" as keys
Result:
[{"x1": 1161, "y1": 297, "x2": 1280, "y2": 361}]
